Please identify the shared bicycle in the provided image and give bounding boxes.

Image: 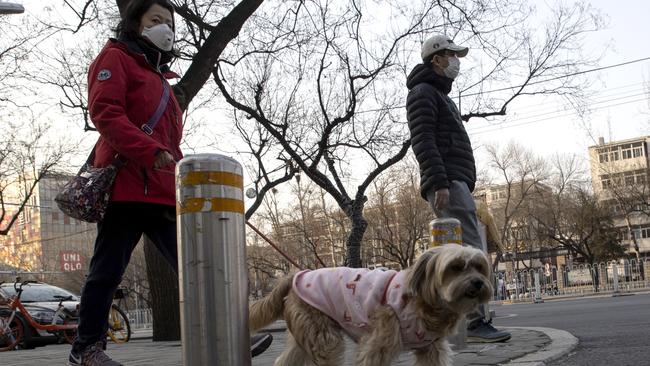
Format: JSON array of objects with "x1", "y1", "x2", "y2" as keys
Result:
[{"x1": 0, "y1": 278, "x2": 131, "y2": 351}]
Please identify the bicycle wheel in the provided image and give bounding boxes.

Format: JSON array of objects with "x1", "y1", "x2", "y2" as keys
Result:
[
  {"x1": 106, "y1": 304, "x2": 131, "y2": 343},
  {"x1": 0, "y1": 315, "x2": 23, "y2": 352},
  {"x1": 62, "y1": 317, "x2": 78, "y2": 345}
]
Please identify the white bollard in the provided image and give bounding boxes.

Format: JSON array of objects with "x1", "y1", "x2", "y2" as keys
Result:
[
  {"x1": 534, "y1": 272, "x2": 544, "y2": 303},
  {"x1": 612, "y1": 263, "x2": 620, "y2": 297},
  {"x1": 176, "y1": 154, "x2": 251, "y2": 366}
]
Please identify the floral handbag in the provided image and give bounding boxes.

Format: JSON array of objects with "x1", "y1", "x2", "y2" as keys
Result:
[
  {"x1": 54, "y1": 149, "x2": 124, "y2": 223},
  {"x1": 55, "y1": 79, "x2": 171, "y2": 223}
]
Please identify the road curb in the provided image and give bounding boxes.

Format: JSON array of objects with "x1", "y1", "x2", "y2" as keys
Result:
[
  {"x1": 492, "y1": 289, "x2": 650, "y2": 305},
  {"x1": 500, "y1": 327, "x2": 578, "y2": 366}
]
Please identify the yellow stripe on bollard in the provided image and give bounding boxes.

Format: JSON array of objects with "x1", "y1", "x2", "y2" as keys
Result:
[
  {"x1": 181, "y1": 171, "x2": 243, "y2": 188},
  {"x1": 177, "y1": 197, "x2": 245, "y2": 214},
  {"x1": 430, "y1": 239, "x2": 462, "y2": 246}
]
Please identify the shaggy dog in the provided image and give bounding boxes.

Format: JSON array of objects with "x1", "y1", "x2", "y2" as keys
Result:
[{"x1": 249, "y1": 244, "x2": 492, "y2": 366}]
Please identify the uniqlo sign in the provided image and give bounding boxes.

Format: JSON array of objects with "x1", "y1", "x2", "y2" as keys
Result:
[{"x1": 60, "y1": 251, "x2": 83, "y2": 272}]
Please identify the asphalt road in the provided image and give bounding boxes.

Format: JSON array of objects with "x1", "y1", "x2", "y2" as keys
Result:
[{"x1": 491, "y1": 293, "x2": 650, "y2": 366}]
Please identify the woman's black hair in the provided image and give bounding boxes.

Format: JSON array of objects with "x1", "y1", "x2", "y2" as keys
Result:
[{"x1": 115, "y1": 0, "x2": 175, "y2": 38}]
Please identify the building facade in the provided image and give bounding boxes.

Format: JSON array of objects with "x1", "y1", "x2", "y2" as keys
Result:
[
  {"x1": 0, "y1": 173, "x2": 98, "y2": 290},
  {"x1": 588, "y1": 136, "x2": 650, "y2": 255}
]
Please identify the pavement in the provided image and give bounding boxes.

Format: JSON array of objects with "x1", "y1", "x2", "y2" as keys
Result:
[{"x1": 2, "y1": 321, "x2": 578, "y2": 366}]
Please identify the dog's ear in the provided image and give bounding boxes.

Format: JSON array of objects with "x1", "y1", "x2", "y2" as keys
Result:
[{"x1": 406, "y1": 248, "x2": 438, "y2": 297}]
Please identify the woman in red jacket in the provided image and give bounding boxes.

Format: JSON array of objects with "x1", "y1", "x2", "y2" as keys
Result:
[{"x1": 68, "y1": 1, "x2": 270, "y2": 365}]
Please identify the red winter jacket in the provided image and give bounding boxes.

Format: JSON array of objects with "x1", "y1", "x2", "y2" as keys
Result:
[{"x1": 87, "y1": 39, "x2": 183, "y2": 207}]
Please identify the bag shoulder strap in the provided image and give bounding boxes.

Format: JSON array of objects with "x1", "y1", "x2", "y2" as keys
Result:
[{"x1": 140, "y1": 78, "x2": 171, "y2": 135}]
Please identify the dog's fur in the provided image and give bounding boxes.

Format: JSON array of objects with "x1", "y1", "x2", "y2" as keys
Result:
[{"x1": 249, "y1": 244, "x2": 492, "y2": 366}]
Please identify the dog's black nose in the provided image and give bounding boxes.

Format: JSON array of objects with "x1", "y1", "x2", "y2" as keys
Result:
[{"x1": 471, "y1": 279, "x2": 483, "y2": 290}]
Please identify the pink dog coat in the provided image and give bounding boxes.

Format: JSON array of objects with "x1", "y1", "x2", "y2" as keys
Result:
[{"x1": 292, "y1": 268, "x2": 439, "y2": 349}]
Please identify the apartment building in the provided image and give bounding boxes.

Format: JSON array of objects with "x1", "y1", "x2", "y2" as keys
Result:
[
  {"x1": 588, "y1": 136, "x2": 650, "y2": 255},
  {"x1": 0, "y1": 173, "x2": 97, "y2": 286}
]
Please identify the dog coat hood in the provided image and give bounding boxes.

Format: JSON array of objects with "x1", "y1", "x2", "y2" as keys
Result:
[{"x1": 293, "y1": 268, "x2": 438, "y2": 349}]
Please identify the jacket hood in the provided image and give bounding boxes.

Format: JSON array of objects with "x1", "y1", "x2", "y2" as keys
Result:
[{"x1": 406, "y1": 63, "x2": 453, "y2": 94}]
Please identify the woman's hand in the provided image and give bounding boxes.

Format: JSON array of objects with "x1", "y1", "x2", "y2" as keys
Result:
[{"x1": 153, "y1": 150, "x2": 175, "y2": 169}]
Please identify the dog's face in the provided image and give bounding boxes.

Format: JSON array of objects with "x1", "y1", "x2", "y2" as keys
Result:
[{"x1": 407, "y1": 244, "x2": 492, "y2": 314}]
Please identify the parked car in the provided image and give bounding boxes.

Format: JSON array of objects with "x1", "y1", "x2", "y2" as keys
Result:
[{"x1": 0, "y1": 281, "x2": 80, "y2": 348}]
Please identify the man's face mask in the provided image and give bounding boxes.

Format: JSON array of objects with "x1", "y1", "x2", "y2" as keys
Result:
[
  {"x1": 444, "y1": 56, "x2": 460, "y2": 79},
  {"x1": 142, "y1": 24, "x2": 174, "y2": 51}
]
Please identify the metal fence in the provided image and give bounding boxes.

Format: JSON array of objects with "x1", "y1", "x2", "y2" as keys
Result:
[
  {"x1": 127, "y1": 308, "x2": 153, "y2": 329},
  {"x1": 492, "y1": 258, "x2": 650, "y2": 302}
]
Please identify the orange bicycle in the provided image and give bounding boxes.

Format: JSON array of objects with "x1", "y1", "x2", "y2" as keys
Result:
[
  {"x1": 0, "y1": 278, "x2": 77, "y2": 351},
  {"x1": 0, "y1": 278, "x2": 132, "y2": 351}
]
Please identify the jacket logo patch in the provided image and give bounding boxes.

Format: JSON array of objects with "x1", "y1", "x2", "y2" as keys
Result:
[{"x1": 97, "y1": 69, "x2": 112, "y2": 81}]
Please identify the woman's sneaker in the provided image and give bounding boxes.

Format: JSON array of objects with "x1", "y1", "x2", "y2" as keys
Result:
[
  {"x1": 251, "y1": 333, "x2": 273, "y2": 357},
  {"x1": 68, "y1": 342, "x2": 123, "y2": 366}
]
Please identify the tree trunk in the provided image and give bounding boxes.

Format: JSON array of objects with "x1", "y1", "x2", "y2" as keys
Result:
[
  {"x1": 144, "y1": 236, "x2": 180, "y2": 341},
  {"x1": 344, "y1": 203, "x2": 368, "y2": 268}
]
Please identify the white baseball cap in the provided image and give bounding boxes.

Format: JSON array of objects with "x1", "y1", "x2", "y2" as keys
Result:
[{"x1": 421, "y1": 34, "x2": 468, "y2": 61}]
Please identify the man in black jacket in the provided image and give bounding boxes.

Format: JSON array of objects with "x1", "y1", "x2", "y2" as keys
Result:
[{"x1": 406, "y1": 34, "x2": 511, "y2": 343}]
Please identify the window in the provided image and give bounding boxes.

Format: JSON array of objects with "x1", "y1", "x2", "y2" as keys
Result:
[
  {"x1": 622, "y1": 149, "x2": 633, "y2": 159},
  {"x1": 610, "y1": 150, "x2": 619, "y2": 161},
  {"x1": 634, "y1": 170, "x2": 647, "y2": 185},
  {"x1": 621, "y1": 144, "x2": 633, "y2": 159},
  {"x1": 642, "y1": 227, "x2": 650, "y2": 239},
  {"x1": 600, "y1": 175, "x2": 611, "y2": 189},
  {"x1": 620, "y1": 229, "x2": 629, "y2": 241},
  {"x1": 633, "y1": 142, "x2": 644, "y2": 158},
  {"x1": 633, "y1": 147, "x2": 643, "y2": 158},
  {"x1": 599, "y1": 152, "x2": 609, "y2": 163}
]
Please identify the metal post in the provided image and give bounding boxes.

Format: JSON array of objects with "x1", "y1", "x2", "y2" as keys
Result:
[
  {"x1": 429, "y1": 218, "x2": 466, "y2": 348},
  {"x1": 612, "y1": 263, "x2": 620, "y2": 297},
  {"x1": 534, "y1": 271, "x2": 544, "y2": 303},
  {"x1": 429, "y1": 217, "x2": 462, "y2": 247},
  {"x1": 176, "y1": 154, "x2": 251, "y2": 366}
]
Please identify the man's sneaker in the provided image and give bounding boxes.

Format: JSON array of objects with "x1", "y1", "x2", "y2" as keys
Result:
[
  {"x1": 68, "y1": 342, "x2": 123, "y2": 366},
  {"x1": 466, "y1": 319, "x2": 511, "y2": 343},
  {"x1": 251, "y1": 332, "x2": 273, "y2": 357}
]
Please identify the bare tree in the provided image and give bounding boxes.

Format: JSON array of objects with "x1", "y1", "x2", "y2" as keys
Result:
[
  {"x1": 478, "y1": 141, "x2": 551, "y2": 269},
  {"x1": 215, "y1": 0, "x2": 604, "y2": 267},
  {"x1": 251, "y1": 178, "x2": 348, "y2": 271},
  {"x1": 365, "y1": 160, "x2": 432, "y2": 269},
  {"x1": 534, "y1": 186, "x2": 625, "y2": 266},
  {"x1": 0, "y1": 121, "x2": 73, "y2": 236}
]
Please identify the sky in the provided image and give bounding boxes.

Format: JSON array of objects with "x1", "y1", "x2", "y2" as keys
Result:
[{"x1": 466, "y1": 0, "x2": 650, "y2": 172}]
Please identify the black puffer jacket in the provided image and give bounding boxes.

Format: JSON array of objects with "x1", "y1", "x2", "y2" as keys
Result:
[{"x1": 406, "y1": 63, "x2": 476, "y2": 198}]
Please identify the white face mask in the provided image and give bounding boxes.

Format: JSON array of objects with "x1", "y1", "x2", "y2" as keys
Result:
[
  {"x1": 142, "y1": 24, "x2": 174, "y2": 51},
  {"x1": 443, "y1": 56, "x2": 460, "y2": 79}
]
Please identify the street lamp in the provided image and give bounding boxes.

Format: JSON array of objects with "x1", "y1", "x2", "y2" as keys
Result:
[{"x1": 0, "y1": 2, "x2": 24, "y2": 14}]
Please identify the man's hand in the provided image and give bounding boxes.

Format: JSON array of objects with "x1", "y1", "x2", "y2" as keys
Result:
[
  {"x1": 434, "y1": 188, "x2": 450, "y2": 211},
  {"x1": 153, "y1": 150, "x2": 175, "y2": 169}
]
